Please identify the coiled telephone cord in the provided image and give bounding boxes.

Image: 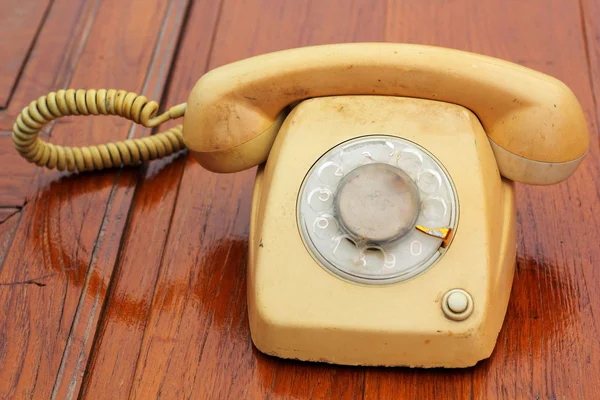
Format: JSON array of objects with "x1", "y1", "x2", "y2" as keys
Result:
[{"x1": 12, "y1": 89, "x2": 187, "y2": 172}]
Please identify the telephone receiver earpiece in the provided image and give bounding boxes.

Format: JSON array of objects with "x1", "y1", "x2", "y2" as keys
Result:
[{"x1": 13, "y1": 43, "x2": 589, "y2": 185}]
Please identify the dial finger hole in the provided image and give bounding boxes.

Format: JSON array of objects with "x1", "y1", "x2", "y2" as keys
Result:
[
  {"x1": 318, "y1": 161, "x2": 344, "y2": 186},
  {"x1": 308, "y1": 187, "x2": 333, "y2": 211},
  {"x1": 312, "y1": 214, "x2": 340, "y2": 239},
  {"x1": 339, "y1": 147, "x2": 365, "y2": 171},
  {"x1": 422, "y1": 196, "x2": 448, "y2": 221},
  {"x1": 361, "y1": 140, "x2": 396, "y2": 164},
  {"x1": 396, "y1": 148, "x2": 423, "y2": 178},
  {"x1": 359, "y1": 245, "x2": 386, "y2": 271},
  {"x1": 333, "y1": 235, "x2": 359, "y2": 263},
  {"x1": 417, "y1": 169, "x2": 442, "y2": 194}
]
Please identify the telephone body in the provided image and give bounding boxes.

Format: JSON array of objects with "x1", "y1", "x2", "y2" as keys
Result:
[
  {"x1": 12, "y1": 43, "x2": 589, "y2": 367},
  {"x1": 183, "y1": 43, "x2": 588, "y2": 367},
  {"x1": 247, "y1": 96, "x2": 516, "y2": 367}
]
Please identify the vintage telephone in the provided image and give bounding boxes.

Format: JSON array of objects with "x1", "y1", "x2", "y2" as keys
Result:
[{"x1": 12, "y1": 43, "x2": 589, "y2": 367}]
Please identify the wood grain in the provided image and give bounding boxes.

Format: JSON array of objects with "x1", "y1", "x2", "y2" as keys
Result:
[
  {"x1": 0, "y1": 0, "x2": 598, "y2": 399},
  {"x1": 582, "y1": 0, "x2": 600, "y2": 105},
  {"x1": 0, "y1": 0, "x2": 51, "y2": 108},
  {"x1": 0, "y1": 208, "x2": 19, "y2": 224},
  {"x1": 0, "y1": 0, "x2": 102, "y2": 130},
  {"x1": 0, "y1": 208, "x2": 20, "y2": 267},
  {"x1": 0, "y1": 0, "x2": 188, "y2": 398},
  {"x1": 0, "y1": 0, "x2": 104, "y2": 213},
  {"x1": 0, "y1": 136, "x2": 38, "y2": 207},
  {"x1": 90, "y1": 1, "x2": 387, "y2": 398},
  {"x1": 79, "y1": 2, "x2": 220, "y2": 397}
]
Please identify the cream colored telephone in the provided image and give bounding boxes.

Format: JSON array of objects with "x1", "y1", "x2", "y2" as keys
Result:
[{"x1": 12, "y1": 44, "x2": 589, "y2": 367}]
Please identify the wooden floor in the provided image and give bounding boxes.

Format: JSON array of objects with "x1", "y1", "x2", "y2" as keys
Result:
[{"x1": 1, "y1": 0, "x2": 599, "y2": 398}]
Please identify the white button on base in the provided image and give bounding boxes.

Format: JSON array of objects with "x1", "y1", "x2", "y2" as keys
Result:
[
  {"x1": 447, "y1": 292, "x2": 468, "y2": 313},
  {"x1": 442, "y1": 289, "x2": 473, "y2": 321}
]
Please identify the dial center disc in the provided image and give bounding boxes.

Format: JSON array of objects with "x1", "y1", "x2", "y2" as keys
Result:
[{"x1": 334, "y1": 163, "x2": 420, "y2": 244}]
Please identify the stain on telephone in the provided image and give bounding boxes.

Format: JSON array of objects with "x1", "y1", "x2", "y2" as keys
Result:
[{"x1": 12, "y1": 44, "x2": 589, "y2": 367}]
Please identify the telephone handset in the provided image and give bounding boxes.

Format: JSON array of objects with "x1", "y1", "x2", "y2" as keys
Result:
[
  {"x1": 184, "y1": 44, "x2": 588, "y2": 183},
  {"x1": 12, "y1": 43, "x2": 589, "y2": 367}
]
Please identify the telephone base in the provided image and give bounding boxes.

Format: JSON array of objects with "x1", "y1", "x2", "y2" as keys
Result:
[{"x1": 247, "y1": 96, "x2": 517, "y2": 367}]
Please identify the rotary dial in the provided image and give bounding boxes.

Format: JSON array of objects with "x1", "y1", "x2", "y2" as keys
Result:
[{"x1": 297, "y1": 135, "x2": 459, "y2": 285}]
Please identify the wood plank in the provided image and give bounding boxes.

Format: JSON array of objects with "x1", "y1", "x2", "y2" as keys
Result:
[
  {"x1": 0, "y1": 208, "x2": 21, "y2": 268},
  {"x1": 0, "y1": 135, "x2": 38, "y2": 206},
  {"x1": 0, "y1": 0, "x2": 52, "y2": 108},
  {"x1": 0, "y1": 207, "x2": 20, "y2": 224},
  {"x1": 51, "y1": 1, "x2": 191, "y2": 398},
  {"x1": 0, "y1": 0, "x2": 104, "y2": 208},
  {"x1": 78, "y1": 2, "x2": 221, "y2": 399},
  {"x1": 582, "y1": 0, "x2": 600, "y2": 108},
  {"x1": 0, "y1": 0, "x2": 102, "y2": 129},
  {"x1": 90, "y1": 1, "x2": 385, "y2": 399},
  {"x1": 0, "y1": 0, "x2": 188, "y2": 398}
]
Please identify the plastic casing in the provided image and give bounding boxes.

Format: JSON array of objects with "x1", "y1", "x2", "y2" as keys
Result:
[{"x1": 248, "y1": 96, "x2": 517, "y2": 367}]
